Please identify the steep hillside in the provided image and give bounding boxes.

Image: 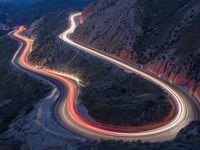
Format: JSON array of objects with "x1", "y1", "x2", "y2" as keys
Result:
[
  {"x1": 1, "y1": 1, "x2": 200, "y2": 149},
  {"x1": 27, "y1": 10, "x2": 172, "y2": 127},
  {"x1": 72, "y1": 0, "x2": 200, "y2": 103},
  {"x1": 0, "y1": 32, "x2": 52, "y2": 134}
]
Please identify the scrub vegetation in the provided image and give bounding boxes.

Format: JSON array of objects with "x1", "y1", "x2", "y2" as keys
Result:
[{"x1": 0, "y1": 33, "x2": 52, "y2": 133}]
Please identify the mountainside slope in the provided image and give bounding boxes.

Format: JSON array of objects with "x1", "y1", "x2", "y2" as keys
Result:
[
  {"x1": 72, "y1": 0, "x2": 200, "y2": 102},
  {"x1": 1, "y1": 0, "x2": 200, "y2": 149},
  {"x1": 27, "y1": 10, "x2": 172, "y2": 126}
]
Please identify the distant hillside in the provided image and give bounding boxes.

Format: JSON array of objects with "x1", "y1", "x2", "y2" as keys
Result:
[
  {"x1": 0, "y1": 0, "x2": 93, "y2": 28},
  {"x1": 20, "y1": 0, "x2": 93, "y2": 24},
  {"x1": 0, "y1": 0, "x2": 38, "y2": 28}
]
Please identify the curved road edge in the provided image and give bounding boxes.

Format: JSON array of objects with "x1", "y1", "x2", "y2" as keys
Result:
[
  {"x1": 59, "y1": 12, "x2": 200, "y2": 141},
  {"x1": 8, "y1": 13, "x2": 200, "y2": 142}
]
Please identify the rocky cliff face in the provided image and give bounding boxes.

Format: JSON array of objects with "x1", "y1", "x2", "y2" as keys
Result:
[{"x1": 72, "y1": 0, "x2": 200, "y2": 103}]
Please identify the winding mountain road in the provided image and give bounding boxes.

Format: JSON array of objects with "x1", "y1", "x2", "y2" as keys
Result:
[
  {"x1": 10, "y1": 12, "x2": 200, "y2": 142},
  {"x1": 59, "y1": 12, "x2": 200, "y2": 141}
]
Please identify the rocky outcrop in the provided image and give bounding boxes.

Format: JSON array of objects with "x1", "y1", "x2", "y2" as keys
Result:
[{"x1": 72, "y1": 0, "x2": 200, "y2": 103}]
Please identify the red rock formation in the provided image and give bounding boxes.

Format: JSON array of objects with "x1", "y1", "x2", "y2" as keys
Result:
[
  {"x1": 168, "y1": 72, "x2": 176, "y2": 83},
  {"x1": 188, "y1": 80, "x2": 196, "y2": 94},
  {"x1": 174, "y1": 72, "x2": 188, "y2": 85},
  {"x1": 72, "y1": 0, "x2": 200, "y2": 103},
  {"x1": 158, "y1": 61, "x2": 167, "y2": 77},
  {"x1": 145, "y1": 60, "x2": 200, "y2": 102},
  {"x1": 119, "y1": 50, "x2": 132, "y2": 61},
  {"x1": 193, "y1": 85, "x2": 200, "y2": 102}
]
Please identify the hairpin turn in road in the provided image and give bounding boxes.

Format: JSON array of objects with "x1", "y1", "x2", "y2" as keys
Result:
[{"x1": 10, "y1": 12, "x2": 200, "y2": 142}]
